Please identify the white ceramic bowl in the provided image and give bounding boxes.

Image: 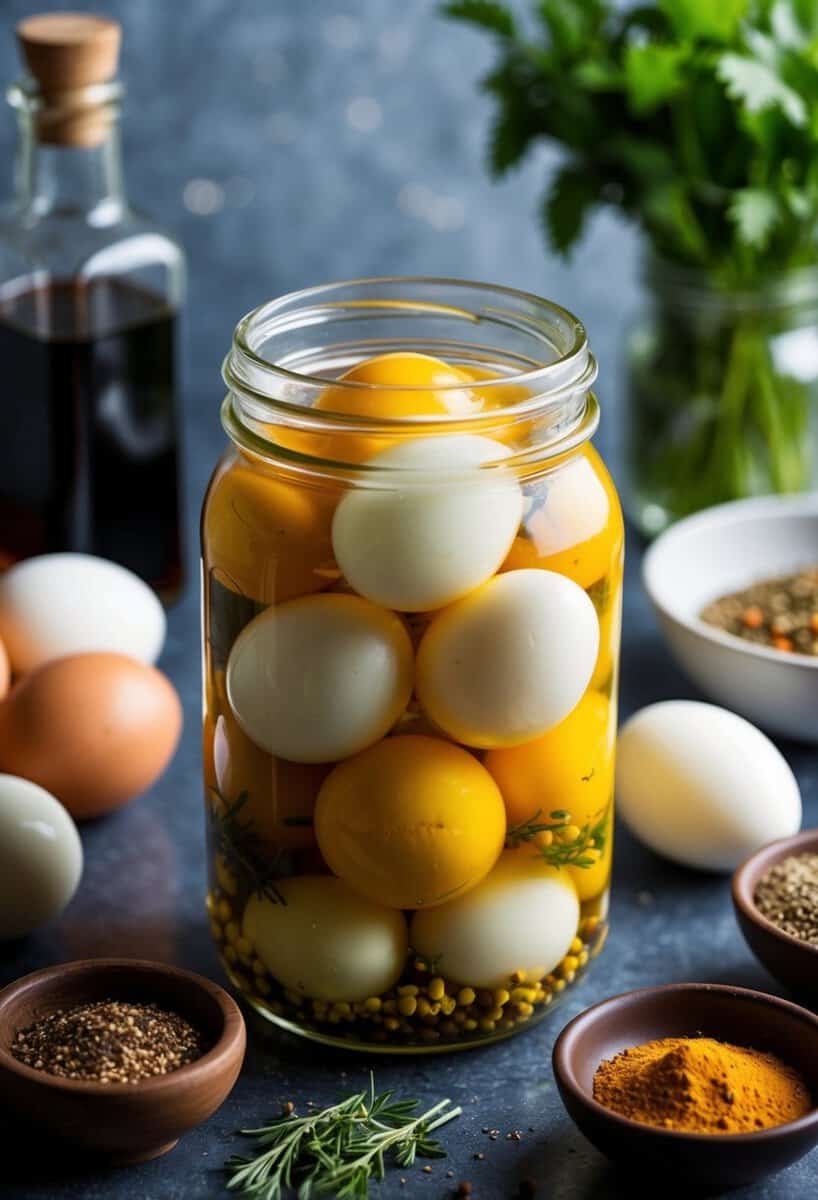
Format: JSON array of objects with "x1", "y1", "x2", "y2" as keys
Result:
[{"x1": 643, "y1": 494, "x2": 818, "y2": 743}]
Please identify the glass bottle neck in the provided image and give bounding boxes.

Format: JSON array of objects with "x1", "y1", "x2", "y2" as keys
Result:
[{"x1": 15, "y1": 109, "x2": 125, "y2": 225}]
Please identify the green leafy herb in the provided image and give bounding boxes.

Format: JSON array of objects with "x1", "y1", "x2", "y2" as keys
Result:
[
  {"x1": 224, "y1": 1075, "x2": 461, "y2": 1200},
  {"x1": 506, "y1": 806, "x2": 610, "y2": 870},
  {"x1": 208, "y1": 790, "x2": 288, "y2": 906},
  {"x1": 445, "y1": 0, "x2": 818, "y2": 524}
]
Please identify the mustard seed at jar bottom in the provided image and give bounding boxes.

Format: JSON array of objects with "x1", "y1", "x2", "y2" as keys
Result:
[{"x1": 202, "y1": 279, "x2": 622, "y2": 1053}]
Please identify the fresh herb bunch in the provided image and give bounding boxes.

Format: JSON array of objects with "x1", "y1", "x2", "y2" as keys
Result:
[
  {"x1": 208, "y1": 789, "x2": 288, "y2": 906},
  {"x1": 445, "y1": 0, "x2": 818, "y2": 279},
  {"x1": 225, "y1": 1075, "x2": 461, "y2": 1200},
  {"x1": 445, "y1": 0, "x2": 818, "y2": 526}
]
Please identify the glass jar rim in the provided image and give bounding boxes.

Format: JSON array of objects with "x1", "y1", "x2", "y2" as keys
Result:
[
  {"x1": 7, "y1": 78, "x2": 123, "y2": 115},
  {"x1": 221, "y1": 277, "x2": 599, "y2": 477}
]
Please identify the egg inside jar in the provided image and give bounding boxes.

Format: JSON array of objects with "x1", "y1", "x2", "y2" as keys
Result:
[{"x1": 202, "y1": 282, "x2": 623, "y2": 1051}]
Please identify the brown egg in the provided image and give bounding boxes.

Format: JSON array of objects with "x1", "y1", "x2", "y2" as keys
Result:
[
  {"x1": 0, "y1": 652, "x2": 182, "y2": 820},
  {"x1": 0, "y1": 635, "x2": 8, "y2": 701}
]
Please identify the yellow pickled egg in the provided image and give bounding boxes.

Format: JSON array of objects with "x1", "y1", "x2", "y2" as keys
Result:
[
  {"x1": 485, "y1": 692, "x2": 614, "y2": 901},
  {"x1": 314, "y1": 735, "x2": 506, "y2": 910},
  {"x1": 501, "y1": 448, "x2": 623, "y2": 590},
  {"x1": 204, "y1": 456, "x2": 335, "y2": 604},
  {"x1": 210, "y1": 709, "x2": 326, "y2": 850},
  {"x1": 410, "y1": 849, "x2": 579, "y2": 988},
  {"x1": 590, "y1": 583, "x2": 622, "y2": 693},
  {"x1": 416, "y1": 569, "x2": 599, "y2": 749},
  {"x1": 226, "y1": 593, "x2": 413, "y2": 762},
  {"x1": 243, "y1": 876, "x2": 408, "y2": 1001},
  {"x1": 331, "y1": 435, "x2": 523, "y2": 612}
]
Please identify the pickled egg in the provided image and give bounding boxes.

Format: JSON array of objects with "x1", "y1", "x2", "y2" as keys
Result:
[
  {"x1": 0, "y1": 774, "x2": 83, "y2": 938},
  {"x1": 211, "y1": 709, "x2": 326, "y2": 850},
  {"x1": 501, "y1": 448, "x2": 622, "y2": 590},
  {"x1": 243, "y1": 876, "x2": 408, "y2": 1001},
  {"x1": 331, "y1": 434, "x2": 522, "y2": 613},
  {"x1": 204, "y1": 457, "x2": 335, "y2": 604},
  {"x1": 416, "y1": 569, "x2": 599, "y2": 748},
  {"x1": 315, "y1": 735, "x2": 506, "y2": 909},
  {"x1": 0, "y1": 553, "x2": 166, "y2": 674},
  {"x1": 226, "y1": 593, "x2": 413, "y2": 762},
  {"x1": 486, "y1": 692, "x2": 614, "y2": 902},
  {"x1": 617, "y1": 701, "x2": 802, "y2": 872},
  {"x1": 410, "y1": 849, "x2": 579, "y2": 988},
  {"x1": 0, "y1": 652, "x2": 182, "y2": 819}
]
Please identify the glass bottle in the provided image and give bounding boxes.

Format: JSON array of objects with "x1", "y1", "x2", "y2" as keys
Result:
[
  {"x1": 0, "y1": 13, "x2": 185, "y2": 600},
  {"x1": 201, "y1": 278, "x2": 623, "y2": 1052},
  {"x1": 625, "y1": 255, "x2": 818, "y2": 538}
]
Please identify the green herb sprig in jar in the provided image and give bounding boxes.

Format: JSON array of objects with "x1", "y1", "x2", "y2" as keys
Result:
[{"x1": 445, "y1": 0, "x2": 818, "y2": 531}]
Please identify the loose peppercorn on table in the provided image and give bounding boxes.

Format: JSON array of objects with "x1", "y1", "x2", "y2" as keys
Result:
[{"x1": 201, "y1": 280, "x2": 624, "y2": 1051}]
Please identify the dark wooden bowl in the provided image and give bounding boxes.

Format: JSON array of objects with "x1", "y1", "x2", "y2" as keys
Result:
[
  {"x1": 733, "y1": 828, "x2": 818, "y2": 1001},
  {"x1": 0, "y1": 958, "x2": 246, "y2": 1164},
  {"x1": 553, "y1": 983, "x2": 818, "y2": 1192}
]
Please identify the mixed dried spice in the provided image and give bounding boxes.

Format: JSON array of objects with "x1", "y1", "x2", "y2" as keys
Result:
[
  {"x1": 701, "y1": 566, "x2": 818, "y2": 656},
  {"x1": 12, "y1": 999, "x2": 205, "y2": 1084},
  {"x1": 754, "y1": 853, "x2": 818, "y2": 946}
]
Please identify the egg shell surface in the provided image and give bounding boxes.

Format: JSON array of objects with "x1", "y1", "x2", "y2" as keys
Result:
[
  {"x1": 243, "y1": 876, "x2": 408, "y2": 1001},
  {"x1": 0, "y1": 652, "x2": 183, "y2": 819},
  {"x1": 616, "y1": 700, "x2": 802, "y2": 872},
  {"x1": 0, "y1": 636, "x2": 8, "y2": 700},
  {"x1": 226, "y1": 593, "x2": 413, "y2": 763},
  {"x1": 331, "y1": 434, "x2": 523, "y2": 612},
  {"x1": 416, "y1": 568, "x2": 600, "y2": 748},
  {"x1": 410, "y1": 849, "x2": 579, "y2": 988},
  {"x1": 0, "y1": 553, "x2": 166, "y2": 674},
  {"x1": 0, "y1": 774, "x2": 82, "y2": 938},
  {"x1": 315, "y1": 734, "x2": 506, "y2": 909}
]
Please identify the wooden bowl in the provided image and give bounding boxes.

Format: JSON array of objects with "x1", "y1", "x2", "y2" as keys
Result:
[
  {"x1": 733, "y1": 829, "x2": 818, "y2": 1001},
  {"x1": 553, "y1": 983, "x2": 818, "y2": 1191},
  {"x1": 0, "y1": 958, "x2": 246, "y2": 1163}
]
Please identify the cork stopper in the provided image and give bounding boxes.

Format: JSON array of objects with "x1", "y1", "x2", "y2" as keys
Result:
[{"x1": 16, "y1": 13, "x2": 122, "y2": 147}]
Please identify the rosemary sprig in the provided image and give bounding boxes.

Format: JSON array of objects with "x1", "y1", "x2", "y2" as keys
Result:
[
  {"x1": 224, "y1": 1074, "x2": 462, "y2": 1200},
  {"x1": 208, "y1": 789, "x2": 288, "y2": 906},
  {"x1": 506, "y1": 806, "x2": 609, "y2": 870}
]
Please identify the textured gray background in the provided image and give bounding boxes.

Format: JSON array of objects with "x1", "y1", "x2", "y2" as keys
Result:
[{"x1": 0, "y1": 4, "x2": 815, "y2": 1200}]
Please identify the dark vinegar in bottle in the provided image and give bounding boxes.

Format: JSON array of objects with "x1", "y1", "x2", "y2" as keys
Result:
[{"x1": 0, "y1": 277, "x2": 182, "y2": 600}]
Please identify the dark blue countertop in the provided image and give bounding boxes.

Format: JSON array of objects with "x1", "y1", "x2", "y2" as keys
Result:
[{"x1": 0, "y1": 3, "x2": 816, "y2": 1195}]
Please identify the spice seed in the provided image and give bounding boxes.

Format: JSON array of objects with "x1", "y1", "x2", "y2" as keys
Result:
[
  {"x1": 754, "y1": 852, "x2": 818, "y2": 945},
  {"x1": 12, "y1": 1000, "x2": 205, "y2": 1084}
]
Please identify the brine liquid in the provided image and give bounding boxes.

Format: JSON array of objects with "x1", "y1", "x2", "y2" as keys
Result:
[{"x1": 0, "y1": 278, "x2": 182, "y2": 599}]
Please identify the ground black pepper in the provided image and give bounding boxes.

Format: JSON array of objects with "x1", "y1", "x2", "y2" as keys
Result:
[
  {"x1": 754, "y1": 853, "x2": 818, "y2": 945},
  {"x1": 12, "y1": 999, "x2": 205, "y2": 1083}
]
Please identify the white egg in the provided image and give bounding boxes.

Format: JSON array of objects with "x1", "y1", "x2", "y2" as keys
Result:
[
  {"x1": 243, "y1": 876, "x2": 408, "y2": 1001},
  {"x1": 616, "y1": 701, "x2": 802, "y2": 872},
  {"x1": 0, "y1": 553, "x2": 165, "y2": 673},
  {"x1": 226, "y1": 593, "x2": 413, "y2": 762},
  {"x1": 416, "y1": 568, "x2": 599, "y2": 748},
  {"x1": 0, "y1": 774, "x2": 83, "y2": 938},
  {"x1": 410, "y1": 850, "x2": 579, "y2": 988},
  {"x1": 331, "y1": 435, "x2": 523, "y2": 612}
]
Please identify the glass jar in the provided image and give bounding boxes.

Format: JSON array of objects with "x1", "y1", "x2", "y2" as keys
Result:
[
  {"x1": 625, "y1": 257, "x2": 818, "y2": 537},
  {"x1": 202, "y1": 279, "x2": 623, "y2": 1052}
]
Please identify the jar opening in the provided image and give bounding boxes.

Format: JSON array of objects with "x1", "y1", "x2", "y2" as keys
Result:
[{"x1": 222, "y1": 278, "x2": 599, "y2": 476}]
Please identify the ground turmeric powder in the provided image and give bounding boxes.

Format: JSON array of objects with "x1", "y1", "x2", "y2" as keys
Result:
[{"x1": 593, "y1": 1036, "x2": 811, "y2": 1134}]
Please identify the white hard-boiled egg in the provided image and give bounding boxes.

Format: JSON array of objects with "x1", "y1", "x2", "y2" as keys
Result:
[
  {"x1": 616, "y1": 701, "x2": 801, "y2": 872},
  {"x1": 331, "y1": 435, "x2": 523, "y2": 612},
  {"x1": 243, "y1": 876, "x2": 408, "y2": 1001},
  {"x1": 226, "y1": 593, "x2": 413, "y2": 762},
  {"x1": 410, "y1": 849, "x2": 579, "y2": 988},
  {"x1": 0, "y1": 553, "x2": 165, "y2": 673},
  {"x1": 0, "y1": 775, "x2": 83, "y2": 938},
  {"x1": 416, "y1": 568, "x2": 599, "y2": 748}
]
